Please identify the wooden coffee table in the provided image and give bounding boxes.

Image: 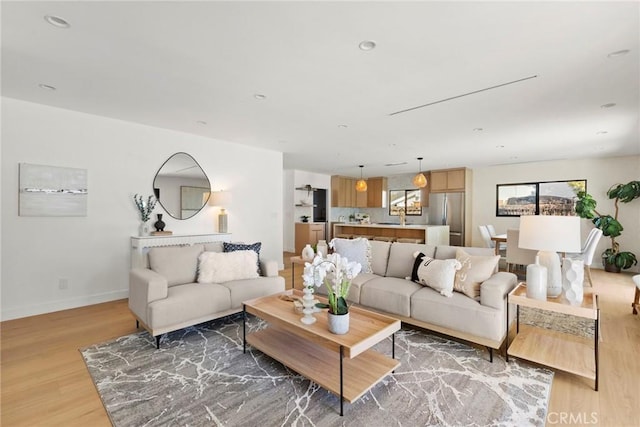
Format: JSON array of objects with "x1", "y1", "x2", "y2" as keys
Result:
[{"x1": 243, "y1": 290, "x2": 401, "y2": 415}]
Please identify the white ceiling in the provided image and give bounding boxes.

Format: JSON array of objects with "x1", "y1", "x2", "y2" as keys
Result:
[{"x1": 2, "y1": 1, "x2": 639, "y2": 178}]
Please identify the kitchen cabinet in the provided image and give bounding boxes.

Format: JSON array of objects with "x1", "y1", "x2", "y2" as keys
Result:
[
  {"x1": 332, "y1": 175, "x2": 383, "y2": 208},
  {"x1": 429, "y1": 168, "x2": 466, "y2": 193},
  {"x1": 295, "y1": 223, "x2": 326, "y2": 254},
  {"x1": 366, "y1": 177, "x2": 387, "y2": 208}
]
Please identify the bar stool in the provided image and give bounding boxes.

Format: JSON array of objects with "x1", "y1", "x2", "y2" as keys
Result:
[{"x1": 335, "y1": 234, "x2": 352, "y2": 239}]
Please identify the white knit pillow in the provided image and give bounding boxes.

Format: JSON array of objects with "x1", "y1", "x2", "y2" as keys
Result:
[
  {"x1": 197, "y1": 250, "x2": 259, "y2": 283},
  {"x1": 330, "y1": 237, "x2": 372, "y2": 273}
]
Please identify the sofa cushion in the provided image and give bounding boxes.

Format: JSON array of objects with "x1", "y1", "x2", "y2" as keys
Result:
[
  {"x1": 148, "y1": 244, "x2": 204, "y2": 287},
  {"x1": 330, "y1": 237, "x2": 372, "y2": 273},
  {"x1": 315, "y1": 272, "x2": 378, "y2": 304},
  {"x1": 221, "y1": 276, "x2": 285, "y2": 308},
  {"x1": 453, "y1": 249, "x2": 500, "y2": 300},
  {"x1": 411, "y1": 252, "x2": 461, "y2": 297},
  {"x1": 435, "y1": 245, "x2": 495, "y2": 260},
  {"x1": 224, "y1": 242, "x2": 262, "y2": 273},
  {"x1": 359, "y1": 276, "x2": 422, "y2": 317},
  {"x1": 369, "y1": 240, "x2": 392, "y2": 276},
  {"x1": 386, "y1": 243, "x2": 436, "y2": 279},
  {"x1": 203, "y1": 241, "x2": 224, "y2": 252},
  {"x1": 197, "y1": 250, "x2": 259, "y2": 283},
  {"x1": 147, "y1": 282, "x2": 231, "y2": 329},
  {"x1": 411, "y1": 286, "x2": 505, "y2": 342}
]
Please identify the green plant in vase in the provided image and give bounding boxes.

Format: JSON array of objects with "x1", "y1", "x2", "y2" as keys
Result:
[{"x1": 575, "y1": 180, "x2": 640, "y2": 272}]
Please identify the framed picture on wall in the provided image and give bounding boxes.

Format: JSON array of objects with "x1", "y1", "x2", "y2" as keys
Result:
[{"x1": 496, "y1": 180, "x2": 586, "y2": 216}]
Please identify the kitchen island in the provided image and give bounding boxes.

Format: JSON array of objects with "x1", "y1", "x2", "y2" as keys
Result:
[{"x1": 333, "y1": 223, "x2": 449, "y2": 245}]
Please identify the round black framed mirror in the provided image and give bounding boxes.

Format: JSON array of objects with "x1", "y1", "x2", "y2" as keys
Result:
[{"x1": 153, "y1": 152, "x2": 211, "y2": 220}]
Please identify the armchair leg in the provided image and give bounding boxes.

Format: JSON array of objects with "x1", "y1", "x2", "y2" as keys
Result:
[
  {"x1": 487, "y1": 347, "x2": 493, "y2": 363},
  {"x1": 156, "y1": 335, "x2": 161, "y2": 349},
  {"x1": 136, "y1": 320, "x2": 139, "y2": 329},
  {"x1": 585, "y1": 266, "x2": 594, "y2": 287}
]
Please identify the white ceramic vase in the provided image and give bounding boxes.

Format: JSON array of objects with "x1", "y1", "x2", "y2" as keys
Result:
[
  {"x1": 562, "y1": 257, "x2": 584, "y2": 305},
  {"x1": 300, "y1": 286, "x2": 317, "y2": 325},
  {"x1": 139, "y1": 221, "x2": 150, "y2": 237},
  {"x1": 301, "y1": 244, "x2": 315, "y2": 261},
  {"x1": 327, "y1": 312, "x2": 349, "y2": 335},
  {"x1": 316, "y1": 240, "x2": 328, "y2": 258}
]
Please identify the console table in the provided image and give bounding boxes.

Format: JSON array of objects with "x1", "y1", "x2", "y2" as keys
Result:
[{"x1": 130, "y1": 233, "x2": 232, "y2": 268}]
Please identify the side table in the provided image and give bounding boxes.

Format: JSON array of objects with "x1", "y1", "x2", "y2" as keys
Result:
[{"x1": 506, "y1": 283, "x2": 600, "y2": 391}]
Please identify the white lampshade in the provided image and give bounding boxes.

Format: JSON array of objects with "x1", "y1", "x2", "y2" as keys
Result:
[
  {"x1": 209, "y1": 190, "x2": 232, "y2": 207},
  {"x1": 518, "y1": 215, "x2": 581, "y2": 253}
]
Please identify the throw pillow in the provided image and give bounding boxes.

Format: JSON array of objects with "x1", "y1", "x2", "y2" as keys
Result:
[
  {"x1": 410, "y1": 251, "x2": 461, "y2": 297},
  {"x1": 198, "y1": 250, "x2": 259, "y2": 283},
  {"x1": 224, "y1": 241, "x2": 262, "y2": 274},
  {"x1": 329, "y1": 237, "x2": 372, "y2": 273},
  {"x1": 453, "y1": 248, "x2": 500, "y2": 300}
]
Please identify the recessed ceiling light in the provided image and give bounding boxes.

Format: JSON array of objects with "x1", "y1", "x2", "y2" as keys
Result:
[
  {"x1": 509, "y1": 156, "x2": 519, "y2": 160},
  {"x1": 596, "y1": 131, "x2": 608, "y2": 135},
  {"x1": 607, "y1": 49, "x2": 630, "y2": 58},
  {"x1": 254, "y1": 94, "x2": 266, "y2": 100},
  {"x1": 38, "y1": 83, "x2": 56, "y2": 91},
  {"x1": 196, "y1": 120, "x2": 207, "y2": 125},
  {"x1": 600, "y1": 103, "x2": 616, "y2": 109},
  {"x1": 496, "y1": 145, "x2": 505, "y2": 149},
  {"x1": 44, "y1": 15, "x2": 70, "y2": 28},
  {"x1": 473, "y1": 127, "x2": 484, "y2": 132},
  {"x1": 358, "y1": 40, "x2": 376, "y2": 51},
  {"x1": 338, "y1": 124, "x2": 348, "y2": 128}
]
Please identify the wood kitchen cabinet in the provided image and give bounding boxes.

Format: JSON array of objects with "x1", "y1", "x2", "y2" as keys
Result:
[
  {"x1": 367, "y1": 177, "x2": 387, "y2": 208},
  {"x1": 295, "y1": 223, "x2": 326, "y2": 254},
  {"x1": 429, "y1": 168, "x2": 466, "y2": 192},
  {"x1": 332, "y1": 175, "x2": 384, "y2": 208}
]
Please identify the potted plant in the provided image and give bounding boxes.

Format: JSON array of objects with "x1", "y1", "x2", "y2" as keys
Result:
[
  {"x1": 302, "y1": 252, "x2": 361, "y2": 334},
  {"x1": 575, "y1": 180, "x2": 640, "y2": 272}
]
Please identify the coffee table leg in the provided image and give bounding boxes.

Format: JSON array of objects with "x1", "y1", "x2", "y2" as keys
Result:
[
  {"x1": 392, "y1": 333, "x2": 396, "y2": 373},
  {"x1": 243, "y1": 304, "x2": 247, "y2": 354},
  {"x1": 340, "y1": 345, "x2": 344, "y2": 416}
]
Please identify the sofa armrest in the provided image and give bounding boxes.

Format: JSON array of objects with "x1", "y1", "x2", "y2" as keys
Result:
[
  {"x1": 480, "y1": 272, "x2": 518, "y2": 310},
  {"x1": 128, "y1": 268, "x2": 169, "y2": 323},
  {"x1": 260, "y1": 259, "x2": 279, "y2": 277}
]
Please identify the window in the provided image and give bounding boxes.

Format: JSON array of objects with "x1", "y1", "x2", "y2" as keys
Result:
[
  {"x1": 496, "y1": 180, "x2": 586, "y2": 217},
  {"x1": 389, "y1": 189, "x2": 422, "y2": 216}
]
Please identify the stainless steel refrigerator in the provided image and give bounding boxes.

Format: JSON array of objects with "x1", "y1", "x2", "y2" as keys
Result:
[{"x1": 429, "y1": 193, "x2": 465, "y2": 246}]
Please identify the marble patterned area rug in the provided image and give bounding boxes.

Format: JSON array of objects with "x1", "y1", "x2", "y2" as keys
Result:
[{"x1": 81, "y1": 314, "x2": 553, "y2": 427}]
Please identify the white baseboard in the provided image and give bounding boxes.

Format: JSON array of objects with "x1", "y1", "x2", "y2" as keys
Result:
[{"x1": 0, "y1": 289, "x2": 129, "y2": 321}]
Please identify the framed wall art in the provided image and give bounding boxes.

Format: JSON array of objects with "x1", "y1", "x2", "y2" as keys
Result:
[{"x1": 19, "y1": 163, "x2": 88, "y2": 217}]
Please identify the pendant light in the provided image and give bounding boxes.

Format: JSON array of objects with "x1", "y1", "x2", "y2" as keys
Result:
[
  {"x1": 412, "y1": 157, "x2": 427, "y2": 188},
  {"x1": 355, "y1": 165, "x2": 368, "y2": 192}
]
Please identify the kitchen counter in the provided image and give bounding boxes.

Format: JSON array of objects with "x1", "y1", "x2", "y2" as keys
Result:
[{"x1": 333, "y1": 223, "x2": 449, "y2": 245}]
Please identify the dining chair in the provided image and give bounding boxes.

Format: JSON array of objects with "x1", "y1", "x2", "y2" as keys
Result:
[
  {"x1": 566, "y1": 228, "x2": 603, "y2": 287},
  {"x1": 505, "y1": 229, "x2": 537, "y2": 276},
  {"x1": 632, "y1": 275, "x2": 640, "y2": 315},
  {"x1": 478, "y1": 225, "x2": 494, "y2": 249},
  {"x1": 486, "y1": 224, "x2": 506, "y2": 251}
]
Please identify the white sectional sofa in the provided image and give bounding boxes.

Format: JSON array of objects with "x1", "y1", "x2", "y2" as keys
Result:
[
  {"x1": 129, "y1": 241, "x2": 285, "y2": 348},
  {"x1": 321, "y1": 239, "x2": 518, "y2": 360}
]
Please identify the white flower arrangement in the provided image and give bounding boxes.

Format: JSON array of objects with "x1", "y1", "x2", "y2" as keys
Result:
[{"x1": 302, "y1": 252, "x2": 362, "y2": 315}]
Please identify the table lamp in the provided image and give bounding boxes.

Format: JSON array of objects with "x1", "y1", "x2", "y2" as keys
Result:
[
  {"x1": 518, "y1": 215, "x2": 581, "y2": 298},
  {"x1": 209, "y1": 190, "x2": 232, "y2": 233}
]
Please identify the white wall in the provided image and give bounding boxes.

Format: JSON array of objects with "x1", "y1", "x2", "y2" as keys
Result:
[
  {"x1": 471, "y1": 156, "x2": 640, "y2": 272},
  {"x1": 1, "y1": 97, "x2": 284, "y2": 320}
]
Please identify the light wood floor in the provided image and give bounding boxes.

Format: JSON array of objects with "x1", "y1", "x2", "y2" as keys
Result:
[{"x1": 2, "y1": 258, "x2": 638, "y2": 426}]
